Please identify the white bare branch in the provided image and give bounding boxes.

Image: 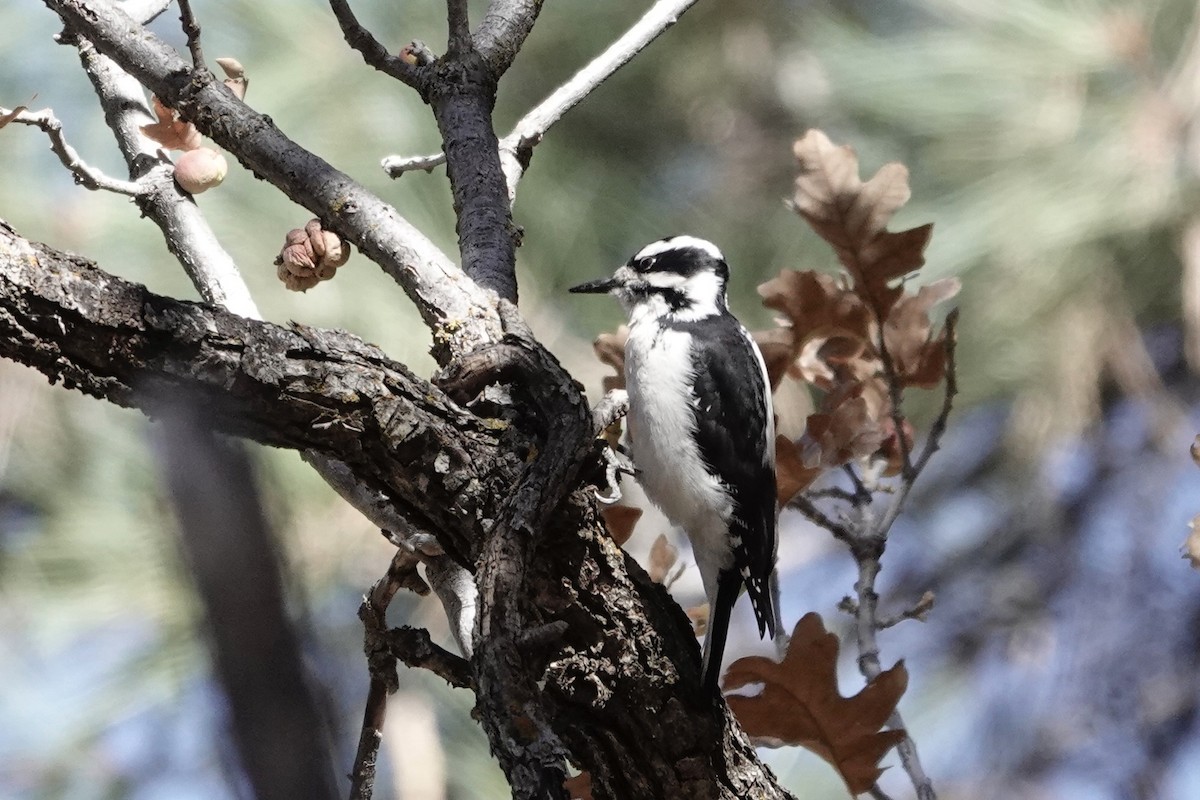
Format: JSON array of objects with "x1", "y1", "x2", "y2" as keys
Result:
[
  {"x1": 381, "y1": 0, "x2": 700, "y2": 203},
  {"x1": 1, "y1": 105, "x2": 145, "y2": 196}
]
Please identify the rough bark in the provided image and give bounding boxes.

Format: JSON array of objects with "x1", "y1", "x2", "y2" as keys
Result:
[{"x1": 0, "y1": 220, "x2": 516, "y2": 567}]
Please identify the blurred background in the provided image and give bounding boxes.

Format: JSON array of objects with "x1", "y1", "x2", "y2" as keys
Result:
[{"x1": 3, "y1": 0, "x2": 1200, "y2": 797}]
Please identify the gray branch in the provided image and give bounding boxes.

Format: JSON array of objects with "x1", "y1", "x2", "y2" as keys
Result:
[
  {"x1": 45, "y1": 0, "x2": 500, "y2": 360},
  {"x1": 0, "y1": 105, "x2": 144, "y2": 196}
]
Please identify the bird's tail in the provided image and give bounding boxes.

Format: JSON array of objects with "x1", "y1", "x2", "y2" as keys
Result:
[{"x1": 745, "y1": 568, "x2": 779, "y2": 641}]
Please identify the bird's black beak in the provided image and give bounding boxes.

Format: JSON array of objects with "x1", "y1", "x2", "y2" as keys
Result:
[{"x1": 568, "y1": 276, "x2": 620, "y2": 294}]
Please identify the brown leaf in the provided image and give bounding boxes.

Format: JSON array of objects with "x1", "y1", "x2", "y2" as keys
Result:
[
  {"x1": 686, "y1": 604, "x2": 709, "y2": 637},
  {"x1": 593, "y1": 326, "x2": 628, "y2": 392},
  {"x1": 563, "y1": 772, "x2": 593, "y2": 800},
  {"x1": 647, "y1": 533, "x2": 678, "y2": 584},
  {"x1": 883, "y1": 278, "x2": 960, "y2": 388},
  {"x1": 724, "y1": 612, "x2": 908, "y2": 795},
  {"x1": 776, "y1": 435, "x2": 822, "y2": 506},
  {"x1": 141, "y1": 96, "x2": 202, "y2": 151},
  {"x1": 600, "y1": 504, "x2": 641, "y2": 547},
  {"x1": 791, "y1": 130, "x2": 933, "y2": 315},
  {"x1": 800, "y1": 386, "x2": 887, "y2": 470},
  {"x1": 1191, "y1": 435, "x2": 1200, "y2": 468},
  {"x1": 758, "y1": 270, "x2": 876, "y2": 391}
]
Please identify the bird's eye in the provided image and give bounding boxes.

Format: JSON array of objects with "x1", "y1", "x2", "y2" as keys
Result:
[{"x1": 638, "y1": 256, "x2": 657, "y2": 272}]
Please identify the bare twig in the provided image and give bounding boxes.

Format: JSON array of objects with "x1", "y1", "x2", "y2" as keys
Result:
[
  {"x1": 329, "y1": 0, "x2": 424, "y2": 88},
  {"x1": 381, "y1": 150, "x2": 447, "y2": 178},
  {"x1": 868, "y1": 784, "x2": 897, "y2": 800},
  {"x1": 176, "y1": 0, "x2": 205, "y2": 69},
  {"x1": 496, "y1": 0, "x2": 699, "y2": 200},
  {"x1": 349, "y1": 555, "x2": 412, "y2": 800},
  {"x1": 385, "y1": 627, "x2": 474, "y2": 689},
  {"x1": 788, "y1": 493, "x2": 854, "y2": 546},
  {"x1": 876, "y1": 591, "x2": 936, "y2": 631},
  {"x1": 1, "y1": 106, "x2": 144, "y2": 195},
  {"x1": 910, "y1": 309, "x2": 959, "y2": 476},
  {"x1": 382, "y1": 0, "x2": 701, "y2": 200}
]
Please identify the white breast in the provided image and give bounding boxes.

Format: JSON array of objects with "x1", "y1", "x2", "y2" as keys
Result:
[{"x1": 624, "y1": 321, "x2": 733, "y2": 562}]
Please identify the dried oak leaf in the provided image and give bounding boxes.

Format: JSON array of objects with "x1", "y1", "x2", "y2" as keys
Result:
[
  {"x1": 648, "y1": 532, "x2": 678, "y2": 584},
  {"x1": 759, "y1": 270, "x2": 876, "y2": 390},
  {"x1": 791, "y1": 129, "x2": 933, "y2": 316},
  {"x1": 687, "y1": 604, "x2": 709, "y2": 637},
  {"x1": 593, "y1": 326, "x2": 628, "y2": 392},
  {"x1": 776, "y1": 434, "x2": 823, "y2": 506},
  {"x1": 141, "y1": 95, "x2": 202, "y2": 151},
  {"x1": 1191, "y1": 434, "x2": 1200, "y2": 468},
  {"x1": 800, "y1": 385, "x2": 887, "y2": 470},
  {"x1": 883, "y1": 278, "x2": 960, "y2": 388},
  {"x1": 724, "y1": 612, "x2": 908, "y2": 795},
  {"x1": 600, "y1": 504, "x2": 642, "y2": 547},
  {"x1": 563, "y1": 772, "x2": 593, "y2": 800}
]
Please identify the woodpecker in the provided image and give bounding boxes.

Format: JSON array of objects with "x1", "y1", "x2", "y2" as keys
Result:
[{"x1": 570, "y1": 235, "x2": 780, "y2": 692}]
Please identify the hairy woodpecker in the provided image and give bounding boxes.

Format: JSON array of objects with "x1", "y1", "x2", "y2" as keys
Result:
[{"x1": 570, "y1": 235, "x2": 780, "y2": 692}]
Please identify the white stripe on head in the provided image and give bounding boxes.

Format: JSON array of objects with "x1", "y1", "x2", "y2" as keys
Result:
[{"x1": 633, "y1": 235, "x2": 725, "y2": 263}]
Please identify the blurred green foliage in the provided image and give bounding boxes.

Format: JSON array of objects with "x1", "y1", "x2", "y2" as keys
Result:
[{"x1": 2, "y1": 0, "x2": 1198, "y2": 797}]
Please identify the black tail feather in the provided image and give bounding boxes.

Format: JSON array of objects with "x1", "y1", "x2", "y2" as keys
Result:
[
  {"x1": 704, "y1": 572, "x2": 742, "y2": 693},
  {"x1": 745, "y1": 571, "x2": 778, "y2": 640}
]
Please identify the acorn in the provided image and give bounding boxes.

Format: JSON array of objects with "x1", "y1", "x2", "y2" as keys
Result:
[{"x1": 174, "y1": 147, "x2": 228, "y2": 194}]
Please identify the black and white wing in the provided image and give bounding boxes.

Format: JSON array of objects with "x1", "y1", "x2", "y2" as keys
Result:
[{"x1": 674, "y1": 315, "x2": 778, "y2": 639}]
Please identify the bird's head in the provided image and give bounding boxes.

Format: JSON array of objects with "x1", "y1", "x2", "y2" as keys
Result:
[{"x1": 569, "y1": 235, "x2": 729, "y2": 321}]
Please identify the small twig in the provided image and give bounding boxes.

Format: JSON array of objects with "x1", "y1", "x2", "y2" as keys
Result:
[
  {"x1": 911, "y1": 309, "x2": 960, "y2": 476},
  {"x1": 329, "y1": 0, "x2": 425, "y2": 87},
  {"x1": 384, "y1": 627, "x2": 474, "y2": 690},
  {"x1": 788, "y1": 493, "x2": 854, "y2": 546},
  {"x1": 868, "y1": 784, "x2": 897, "y2": 800},
  {"x1": 349, "y1": 551, "x2": 421, "y2": 800},
  {"x1": 176, "y1": 0, "x2": 206, "y2": 69},
  {"x1": 496, "y1": 0, "x2": 699, "y2": 199},
  {"x1": 381, "y1": 0, "x2": 701, "y2": 194},
  {"x1": 876, "y1": 591, "x2": 936, "y2": 630},
  {"x1": 446, "y1": 0, "x2": 471, "y2": 54},
  {"x1": 842, "y1": 464, "x2": 872, "y2": 504},
  {"x1": 807, "y1": 485, "x2": 858, "y2": 503},
  {"x1": 1, "y1": 106, "x2": 144, "y2": 196},
  {"x1": 381, "y1": 151, "x2": 446, "y2": 178}
]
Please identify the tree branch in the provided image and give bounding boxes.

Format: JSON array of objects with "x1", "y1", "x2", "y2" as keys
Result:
[
  {"x1": 447, "y1": 0, "x2": 472, "y2": 54},
  {"x1": 176, "y1": 0, "x2": 206, "y2": 69},
  {"x1": 383, "y1": 0, "x2": 702, "y2": 203},
  {"x1": 0, "y1": 105, "x2": 145, "y2": 196},
  {"x1": 497, "y1": 0, "x2": 699, "y2": 200},
  {"x1": 45, "y1": 0, "x2": 499, "y2": 360},
  {"x1": 328, "y1": 0, "x2": 425, "y2": 88},
  {"x1": 0, "y1": 221, "x2": 522, "y2": 566}
]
